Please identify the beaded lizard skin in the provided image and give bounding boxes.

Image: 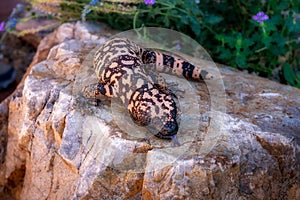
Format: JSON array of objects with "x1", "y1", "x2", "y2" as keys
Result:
[{"x1": 82, "y1": 37, "x2": 213, "y2": 140}]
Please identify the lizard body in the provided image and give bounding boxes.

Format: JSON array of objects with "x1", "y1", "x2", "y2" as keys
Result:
[{"x1": 82, "y1": 37, "x2": 212, "y2": 139}]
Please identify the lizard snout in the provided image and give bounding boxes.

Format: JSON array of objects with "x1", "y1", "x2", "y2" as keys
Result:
[{"x1": 155, "y1": 121, "x2": 178, "y2": 139}]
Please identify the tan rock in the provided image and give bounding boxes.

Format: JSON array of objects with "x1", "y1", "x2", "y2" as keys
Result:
[{"x1": 0, "y1": 22, "x2": 299, "y2": 200}]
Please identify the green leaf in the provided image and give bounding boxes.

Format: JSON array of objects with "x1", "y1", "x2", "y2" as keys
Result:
[
  {"x1": 236, "y1": 53, "x2": 247, "y2": 67},
  {"x1": 267, "y1": 0, "x2": 290, "y2": 13},
  {"x1": 262, "y1": 36, "x2": 272, "y2": 48},
  {"x1": 189, "y1": 16, "x2": 201, "y2": 35},
  {"x1": 272, "y1": 32, "x2": 286, "y2": 47},
  {"x1": 243, "y1": 38, "x2": 255, "y2": 48},
  {"x1": 151, "y1": 7, "x2": 162, "y2": 16},
  {"x1": 163, "y1": 16, "x2": 170, "y2": 26},
  {"x1": 218, "y1": 49, "x2": 232, "y2": 60},
  {"x1": 250, "y1": 32, "x2": 262, "y2": 43},
  {"x1": 283, "y1": 62, "x2": 297, "y2": 85},
  {"x1": 180, "y1": 15, "x2": 188, "y2": 24},
  {"x1": 264, "y1": 21, "x2": 277, "y2": 32},
  {"x1": 188, "y1": 1, "x2": 203, "y2": 16},
  {"x1": 168, "y1": 0, "x2": 181, "y2": 5},
  {"x1": 286, "y1": 16, "x2": 300, "y2": 33},
  {"x1": 296, "y1": 73, "x2": 300, "y2": 88},
  {"x1": 183, "y1": 0, "x2": 192, "y2": 8},
  {"x1": 267, "y1": 14, "x2": 282, "y2": 26},
  {"x1": 170, "y1": 9, "x2": 178, "y2": 15},
  {"x1": 269, "y1": 45, "x2": 287, "y2": 56},
  {"x1": 235, "y1": 35, "x2": 243, "y2": 51},
  {"x1": 204, "y1": 15, "x2": 223, "y2": 25},
  {"x1": 224, "y1": 35, "x2": 238, "y2": 49}
]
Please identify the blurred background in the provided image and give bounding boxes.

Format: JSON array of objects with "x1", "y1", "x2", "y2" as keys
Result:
[
  {"x1": 0, "y1": 0, "x2": 35, "y2": 102},
  {"x1": 0, "y1": 0, "x2": 22, "y2": 21}
]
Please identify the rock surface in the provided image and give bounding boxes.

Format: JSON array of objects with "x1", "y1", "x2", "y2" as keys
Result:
[{"x1": 0, "y1": 22, "x2": 299, "y2": 200}]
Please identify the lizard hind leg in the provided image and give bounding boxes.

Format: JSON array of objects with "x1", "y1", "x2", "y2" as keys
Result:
[{"x1": 82, "y1": 82, "x2": 115, "y2": 100}]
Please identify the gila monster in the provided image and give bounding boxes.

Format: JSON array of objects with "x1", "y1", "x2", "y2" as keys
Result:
[{"x1": 82, "y1": 37, "x2": 213, "y2": 140}]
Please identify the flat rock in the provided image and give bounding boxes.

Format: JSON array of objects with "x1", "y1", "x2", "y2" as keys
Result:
[{"x1": 0, "y1": 22, "x2": 299, "y2": 200}]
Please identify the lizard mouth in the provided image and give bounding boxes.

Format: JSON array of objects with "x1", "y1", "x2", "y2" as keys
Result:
[{"x1": 154, "y1": 121, "x2": 178, "y2": 139}]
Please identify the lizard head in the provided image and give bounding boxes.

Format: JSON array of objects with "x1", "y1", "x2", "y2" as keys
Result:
[{"x1": 128, "y1": 86, "x2": 179, "y2": 139}]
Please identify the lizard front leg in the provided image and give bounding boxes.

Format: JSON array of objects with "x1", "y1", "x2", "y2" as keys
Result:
[{"x1": 82, "y1": 82, "x2": 115, "y2": 106}]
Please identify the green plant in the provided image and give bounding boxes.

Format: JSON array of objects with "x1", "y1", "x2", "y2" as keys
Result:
[
  {"x1": 133, "y1": 0, "x2": 300, "y2": 87},
  {"x1": 28, "y1": 0, "x2": 300, "y2": 88}
]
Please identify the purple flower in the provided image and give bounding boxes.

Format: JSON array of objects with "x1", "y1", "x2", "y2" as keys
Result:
[
  {"x1": 0, "y1": 21, "x2": 5, "y2": 32},
  {"x1": 144, "y1": 0, "x2": 156, "y2": 5},
  {"x1": 253, "y1": 11, "x2": 269, "y2": 24},
  {"x1": 89, "y1": 0, "x2": 99, "y2": 6},
  {"x1": 82, "y1": 0, "x2": 99, "y2": 21},
  {"x1": 6, "y1": 18, "x2": 18, "y2": 30},
  {"x1": 81, "y1": 6, "x2": 91, "y2": 21}
]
